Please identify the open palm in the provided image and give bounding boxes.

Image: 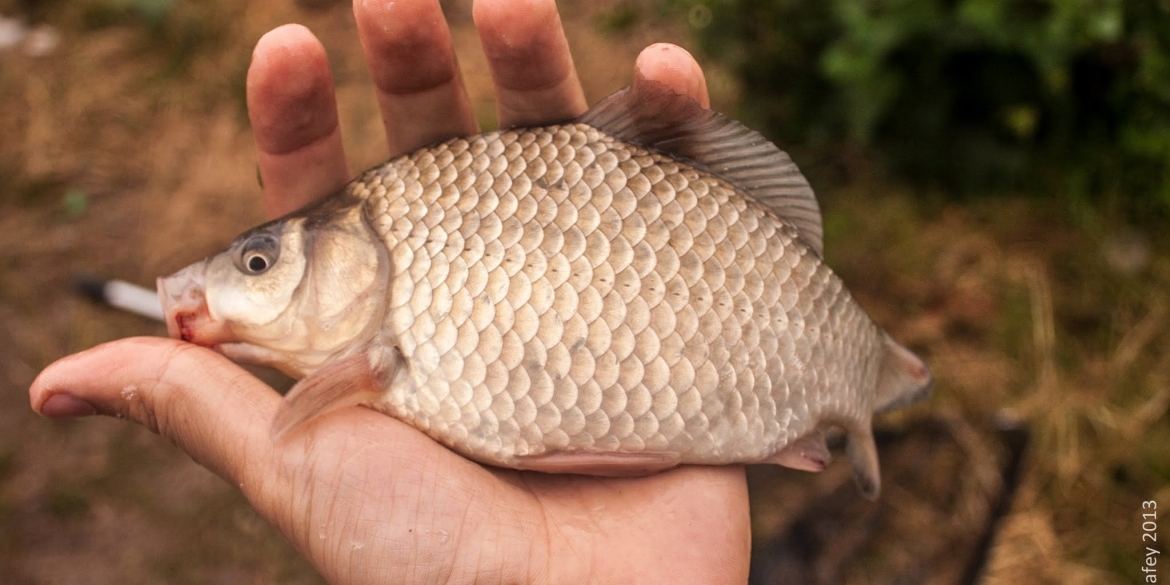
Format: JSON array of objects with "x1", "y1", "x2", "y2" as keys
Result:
[
  {"x1": 34, "y1": 338, "x2": 749, "y2": 584},
  {"x1": 31, "y1": 1, "x2": 751, "y2": 583}
]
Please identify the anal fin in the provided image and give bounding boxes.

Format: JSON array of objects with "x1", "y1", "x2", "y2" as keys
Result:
[
  {"x1": 270, "y1": 352, "x2": 390, "y2": 441},
  {"x1": 769, "y1": 429, "x2": 832, "y2": 472},
  {"x1": 512, "y1": 451, "x2": 681, "y2": 477}
]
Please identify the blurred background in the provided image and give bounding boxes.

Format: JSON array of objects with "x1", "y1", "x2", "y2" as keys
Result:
[{"x1": 0, "y1": 0, "x2": 1166, "y2": 583}]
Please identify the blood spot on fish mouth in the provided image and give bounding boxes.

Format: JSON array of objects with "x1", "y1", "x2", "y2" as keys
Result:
[{"x1": 176, "y1": 312, "x2": 198, "y2": 343}]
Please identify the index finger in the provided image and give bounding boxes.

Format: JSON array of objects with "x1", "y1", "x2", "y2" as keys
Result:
[{"x1": 247, "y1": 24, "x2": 351, "y2": 218}]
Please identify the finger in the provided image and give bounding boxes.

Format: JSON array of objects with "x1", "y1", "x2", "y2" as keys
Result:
[
  {"x1": 354, "y1": 0, "x2": 478, "y2": 156},
  {"x1": 29, "y1": 337, "x2": 281, "y2": 489},
  {"x1": 473, "y1": 0, "x2": 587, "y2": 126},
  {"x1": 633, "y1": 43, "x2": 710, "y2": 109},
  {"x1": 248, "y1": 24, "x2": 350, "y2": 219}
]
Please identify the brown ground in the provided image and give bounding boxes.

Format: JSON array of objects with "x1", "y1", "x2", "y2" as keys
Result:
[{"x1": 1, "y1": 1, "x2": 1166, "y2": 584}]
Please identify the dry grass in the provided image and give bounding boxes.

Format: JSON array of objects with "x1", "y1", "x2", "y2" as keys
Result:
[
  {"x1": 0, "y1": 1, "x2": 1165, "y2": 583},
  {"x1": 826, "y1": 189, "x2": 1169, "y2": 584}
]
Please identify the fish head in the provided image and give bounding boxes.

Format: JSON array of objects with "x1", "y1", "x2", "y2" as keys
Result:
[{"x1": 157, "y1": 199, "x2": 390, "y2": 379}]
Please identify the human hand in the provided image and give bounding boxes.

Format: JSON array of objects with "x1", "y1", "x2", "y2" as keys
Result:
[{"x1": 30, "y1": 1, "x2": 751, "y2": 584}]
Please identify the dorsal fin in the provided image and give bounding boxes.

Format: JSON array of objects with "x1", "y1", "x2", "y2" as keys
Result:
[{"x1": 577, "y1": 77, "x2": 824, "y2": 255}]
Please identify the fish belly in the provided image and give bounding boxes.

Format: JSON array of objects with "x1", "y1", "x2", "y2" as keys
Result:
[{"x1": 348, "y1": 124, "x2": 884, "y2": 467}]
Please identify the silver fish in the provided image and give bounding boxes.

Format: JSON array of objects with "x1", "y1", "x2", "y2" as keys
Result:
[{"x1": 158, "y1": 82, "x2": 931, "y2": 498}]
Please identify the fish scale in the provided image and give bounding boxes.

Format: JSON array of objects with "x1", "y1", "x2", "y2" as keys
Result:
[
  {"x1": 158, "y1": 83, "x2": 932, "y2": 498},
  {"x1": 347, "y1": 122, "x2": 875, "y2": 464}
]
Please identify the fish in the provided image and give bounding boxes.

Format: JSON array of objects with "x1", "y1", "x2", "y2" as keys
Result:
[{"x1": 157, "y1": 80, "x2": 931, "y2": 499}]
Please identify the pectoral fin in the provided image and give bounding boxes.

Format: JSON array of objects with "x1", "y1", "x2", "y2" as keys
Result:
[{"x1": 270, "y1": 352, "x2": 391, "y2": 441}]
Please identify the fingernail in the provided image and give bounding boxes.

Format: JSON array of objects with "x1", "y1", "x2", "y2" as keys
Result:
[{"x1": 40, "y1": 393, "x2": 98, "y2": 418}]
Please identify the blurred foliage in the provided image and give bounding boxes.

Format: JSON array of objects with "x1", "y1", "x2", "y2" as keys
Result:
[
  {"x1": 83, "y1": 0, "x2": 231, "y2": 80},
  {"x1": 648, "y1": 0, "x2": 1170, "y2": 217},
  {"x1": 7, "y1": 0, "x2": 173, "y2": 28},
  {"x1": 79, "y1": 0, "x2": 181, "y2": 30},
  {"x1": 62, "y1": 187, "x2": 89, "y2": 219},
  {"x1": 3, "y1": 0, "x2": 230, "y2": 80}
]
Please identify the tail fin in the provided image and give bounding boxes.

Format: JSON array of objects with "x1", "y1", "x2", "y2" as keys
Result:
[{"x1": 874, "y1": 332, "x2": 932, "y2": 413}]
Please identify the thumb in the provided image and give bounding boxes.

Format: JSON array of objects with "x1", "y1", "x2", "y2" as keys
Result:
[{"x1": 29, "y1": 336, "x2": 282, "y2": 488}]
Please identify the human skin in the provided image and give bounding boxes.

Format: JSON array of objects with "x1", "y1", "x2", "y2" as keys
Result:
[{"x1": 28, "y1": 1, "x2": 752, "y2": 583}]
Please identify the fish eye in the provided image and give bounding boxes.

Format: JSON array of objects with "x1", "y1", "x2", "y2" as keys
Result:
[
  {"x1": 239, "y1": 234, "x2": 280, "y2": 276},
  {"x1": 245, "y1": 253, "x2": 269, "y2": 273}
]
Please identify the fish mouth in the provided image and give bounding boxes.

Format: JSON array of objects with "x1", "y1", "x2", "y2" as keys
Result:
[{"x1": 156, "y1": 260, "x2": 233, "y2": 346}]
